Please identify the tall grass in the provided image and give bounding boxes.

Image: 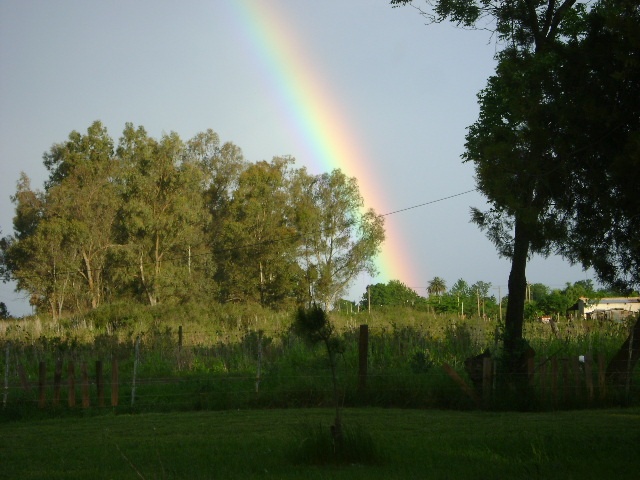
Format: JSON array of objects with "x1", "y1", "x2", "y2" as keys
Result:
[{"x1": 1, "y1": 303, "x2": 638, "y2": 416}]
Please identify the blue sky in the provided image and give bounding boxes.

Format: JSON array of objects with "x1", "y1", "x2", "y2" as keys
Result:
[{"x1": 0, "y1": 0, "x2": 591, "y2": 316}]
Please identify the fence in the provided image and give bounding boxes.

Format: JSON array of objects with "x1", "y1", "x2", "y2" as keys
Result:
[{"x1": 1, "y1": 324, "x2": 637, "y2": 412}]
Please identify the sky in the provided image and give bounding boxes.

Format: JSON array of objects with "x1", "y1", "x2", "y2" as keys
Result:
[{"x1": 0, "y1": 0, "x2": 592, "y2": 316}]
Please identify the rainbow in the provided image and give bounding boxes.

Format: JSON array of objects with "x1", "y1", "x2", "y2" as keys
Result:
[{"x1": 228, "y1": 1, "x2": 422, "y2": 292}]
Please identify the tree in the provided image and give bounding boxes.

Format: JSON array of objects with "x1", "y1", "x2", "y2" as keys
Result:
[
  {"x1": 293, "y1": 305, "x2": 345, "y2": 443},
  {"x1": 0, "y1": 302, "x2": 8, "y2": 319},
  {"x1": 215, "y1": 157, "x2": 301, "y2": 306},
  {"x1": 360, "y1": 279, "x2": 426, "y2": 309},
  {"x1": 41, "y1": 121, "x2": 119, "y2": 309},
  {"x1": 3, "y1": 175, "x2": 66, "y2": 317},
  {"x1": 427, "y1": 277, "x2": 446, "y2": 299},
  {"x1": 293, "y1": 168, "x2": 385, "y2": 309},
  {"x1": 551, "y1": 0, "x2": 640, "y2": 385},
  {"x1": 392, "y1": 0, "x2": 586, "y2": 381},
  {"x1": 115, "y1": 124, "x2": 206, "y2": 306}
]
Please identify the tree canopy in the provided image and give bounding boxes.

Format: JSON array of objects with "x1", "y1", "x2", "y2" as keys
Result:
[
  {"x1": 1, "y1": 122, "x2": 385, "y2": 316},
  {"x1": 390, "y1": 0, "x2": 639, "y2": 381}
]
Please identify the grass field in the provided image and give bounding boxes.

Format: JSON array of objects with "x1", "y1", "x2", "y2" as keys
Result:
[{"x1": 2, "y1": 407, "x2": 639, "y2": 479}]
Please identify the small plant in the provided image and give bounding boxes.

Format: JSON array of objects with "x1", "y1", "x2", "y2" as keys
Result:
[{"x1": 292, "y1": 305, "x2": 345, "y2": 443}]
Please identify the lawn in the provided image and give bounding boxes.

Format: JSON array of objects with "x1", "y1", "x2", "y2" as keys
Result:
[{"x1": 2, "y1": 407, "x2": 639, "y2": 479}]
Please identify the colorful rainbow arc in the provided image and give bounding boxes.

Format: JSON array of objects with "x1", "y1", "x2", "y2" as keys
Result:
[{"x1": 229, "y1": 1, "x2": 421, "y2": 291}]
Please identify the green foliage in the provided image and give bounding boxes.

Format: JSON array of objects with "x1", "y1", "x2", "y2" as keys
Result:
[
  {"x1": 3, "y1": 123, "x2": 385, "y2": 316},
  {"x1": 361, "y1": 280, "x2": 426, "y2": 309}
]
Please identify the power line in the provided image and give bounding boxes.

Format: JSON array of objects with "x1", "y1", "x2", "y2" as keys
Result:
[{"x1": 381, "y1": 189, "x2": 477, "y2": 216}]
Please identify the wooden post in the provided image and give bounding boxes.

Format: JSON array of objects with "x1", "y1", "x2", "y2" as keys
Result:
[
  {"x1": 68, "y1": 361, "x2": 75, "y2": 407},
  {"x1": 571, "y1": 356, "x2": 582, "y2": 402},
  {"x1": 111, "y1": 357, "x2": 119, "y2": 407},
  {"x1": 551, "y1": 357, "x2": 558, "y2": 406},
  {"x1": 3, "y1": 343, "x2": 9, "y2": 409},
  {"x1": 527, "y1": 355, "x2": 535, "y2": 387},
  {"x1": 584, "y1": 354, "x2": 594, "y2": 403},
  {"x1": 17, "y1": 363, "x2": 31, "y2": 392},
  {"x1": 81, "y1": 362, "x2": 90, "y2": 408},
  {"x1": 96, "y1": 360, "x2": 104, "y2": 407},
  {"x1": 562, "y1": 357, "x2": 570, "y2": 404},
  {"x1": 482, "y1": 356, "x2": 492, "y2": 404},
  {"x1": 38, "y1": 361, "x2": 46, "y2": 408},
  {"x1": 539, "y1": 361, "x2": 547, "y2": 404},
  {"x1": 255, "y1": 331, "x2": 262, "y2": 394},
  {"x1": 598, "y1": 354, "x2": 606, "y2": 401},
  {"x1": 178, "y1": 325, "x2": 183, "y2": 371},
  {"x1": 131, "y1": 336, "x2": 140, "y2": 406},
  {"x1": 53, "y1": 359, "x2": 63, "y2": 407},
  {"x1": 358, "y1": 325, "x2": 369, "y2": 393}
]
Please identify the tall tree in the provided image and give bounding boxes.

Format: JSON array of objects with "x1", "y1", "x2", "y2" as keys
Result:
[
  {"x1": 42, "y1": 121, "x2": 119, "y2": 309},
  {"x1": 391, "y1": 0, "x2": 585, "y2": 379},
  {"x1": 116, "y1": 124, "x2": 206, "y2": 306},
  {"x1": 2, "y1": 175, "x2": 75, "y2": 317},
  {"x1": 552, "y1": 0, "x2": 640, "y2": 385},
  {"x1": 293, "y1": 168, "x2": 385, "y2": 309},
  {"x1": 216, "y1": 157, "x2": 300, "y2": 306}
]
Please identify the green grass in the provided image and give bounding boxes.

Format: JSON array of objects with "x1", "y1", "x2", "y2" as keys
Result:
[{"x1": 2, "y1": 407, "x2": 639, "y2": 479}]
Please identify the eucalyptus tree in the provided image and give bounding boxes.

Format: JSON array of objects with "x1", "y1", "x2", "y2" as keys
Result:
[
  {"x1": 184, "y1": 130, "x2": 247, "y2": 298},
  {"x1": 292, "y1": 168, "x2": 385, "y2": 309},
  {"x1": 215, "y1": 157, "x2": 301, "y2": 306},
  {"x1": 115, "y1": 124, "x2": 206, "y2": 306},
  {"x1": 3, "y1": 122, "x2": 119, "y2": 315},
  {"x1": 2, "y1": 174, "x2": 75, "y2": 318},
  {"x1": 41, "y1": 121, "x2": 119, "y2": 309}
]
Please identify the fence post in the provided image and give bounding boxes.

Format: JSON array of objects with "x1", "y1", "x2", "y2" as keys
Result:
[
  {"x1": 81, "y1": 362, "x2": 90, "y2": 408},
  {"x1": 178, "y1": 325, "x2": 183, "y2": 371},
  {"x1": 38, "y1": 361, "x2": 46, "y2": 408},
  {"x1": 131, "y1": 336, "x2": 140, "y2": 407},
  {"x1": 539, "y1": 360, "x2": 547, "y2": 405},
  {"x1": 562, "y1": 357, "x2": 570, "y2": 405},
  {"x1": 598, "y1": 354, "x2": 606, "y2": 401},
  {"x1": 482, "y1": 356, "x2": 492, "y2": 404},
  {"x1": 17, "y1": 362, "x2": 30, "y2": 392},
  {"x1": 96, "y1": 360, "x2": 104, "y2": 407},
  {"x1": 68, "y1": 361, "x2": 75, "y2": 407},
  {"x1": 584, "y1": 354, "x2": 594, "y2": 403},
  {"x1": 358, "y1": 325, "x2": 369, "y2": 394},
  {"x1": 551, "y1": 356, "x2": 558, "y2": 406},
  {"x1": 53, "y1": 359, "x2": 62, "y2": 407},
  {"x1": 255, "y1": 331, "x2": 262, "y2": 394},
  {"x1": 111, "y1": 356, "x2": 119, "y2": 407},
  {"x1": 3, "y1": 343, "x2": 9, "y2": 409},
  {"x1": 571, "y1": 356, "x2": 582, "y2": 403}
]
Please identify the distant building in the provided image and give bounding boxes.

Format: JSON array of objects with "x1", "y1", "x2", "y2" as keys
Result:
[{"x1": 575, "y1": 297, "x2": 640, "y2": 321}]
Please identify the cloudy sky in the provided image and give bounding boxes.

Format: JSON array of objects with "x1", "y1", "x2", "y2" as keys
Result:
[{"x1": 0, "y1": 0, "x2": 591, "y2": 316}]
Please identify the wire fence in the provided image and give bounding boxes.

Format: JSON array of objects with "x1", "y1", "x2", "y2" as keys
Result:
[{"x1": 2, "y1": 323, "x2": 638, "y2": 414}]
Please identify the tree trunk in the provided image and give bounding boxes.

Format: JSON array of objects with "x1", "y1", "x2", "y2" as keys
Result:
[{"x1": 504, "y1": 215, "x2": 530, "y2": 381}]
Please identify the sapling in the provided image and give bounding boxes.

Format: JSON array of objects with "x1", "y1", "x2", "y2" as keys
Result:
[{"x1": 293, "y1": 304, "x2": 344, "y2": 444}]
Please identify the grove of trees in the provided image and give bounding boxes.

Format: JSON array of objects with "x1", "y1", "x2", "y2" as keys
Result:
[{"x1": 0, "y1": 122, "x2": 385, "y2": 318}]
